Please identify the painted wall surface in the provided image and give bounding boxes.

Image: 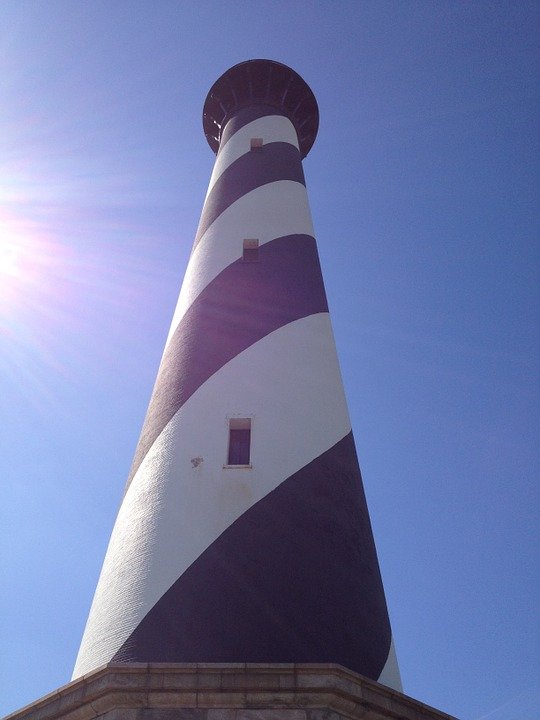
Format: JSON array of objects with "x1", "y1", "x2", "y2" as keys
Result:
[{"x1": 73, "y1": 104, "x2": 401, "y2": 692}]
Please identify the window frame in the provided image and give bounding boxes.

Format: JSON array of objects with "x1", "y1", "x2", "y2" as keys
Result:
[{"x1": 224, "y1": 416, "x2": 253, "y2": 468}]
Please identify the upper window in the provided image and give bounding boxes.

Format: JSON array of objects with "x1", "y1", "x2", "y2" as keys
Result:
[{"x1": 227, "y1": 418, "x2": 251, "y2": 466}]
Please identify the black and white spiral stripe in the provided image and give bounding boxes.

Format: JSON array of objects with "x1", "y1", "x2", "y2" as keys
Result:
[{"x1": 73, "y1": 107, "x2": 401, "y2": 691}]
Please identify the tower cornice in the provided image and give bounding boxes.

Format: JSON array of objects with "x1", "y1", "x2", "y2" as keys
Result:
[{"x1": 203, "y1": 59, "x2": 319, "y2": 158}]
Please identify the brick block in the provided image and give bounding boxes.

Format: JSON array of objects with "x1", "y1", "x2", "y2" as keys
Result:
[
  {"x1": 207, "y1": 711, "x2": 237, "y2": 720},
  {"x1": 161, "y1": 673, "x2": 200, "y2": 690},
  {"x1": 147, "y1": 692, "x2": 198, "y2": 708},
  {"x1": 228, "y1": 674, "x2": 280, "y2": 690},
  {"x1": 244, "y1": 691, "x2": 296, "y2": 708},
  {"x1": 196, "y1": 693, "x2": 246, "y2": 709},
  {"x1": 278, "y1": 674, "x2": 297, "y2": 690},
  {"x1": 306, "y1": 712, "x2": 347, "y2": 720},
  {"x1": 194, "y1": 673, "x2": 222, "y2": 690},
  {"x1": 237, "y1": 711, "x2": 306, "y2": 720},
  {"x1": 58, "y1": 705, "x2": 98, "y2": 720}
]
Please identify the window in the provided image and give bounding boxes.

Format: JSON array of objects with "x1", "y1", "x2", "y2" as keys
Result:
[
  {"x1": 243, "y1": 238, "x2": 259, "y2": 262},
  {"x1": 250, "y1": 137, "x2": 263, "y2": 150},
  {"x1": 227, "y1": 418, "x2": 251, "y2": 466}
]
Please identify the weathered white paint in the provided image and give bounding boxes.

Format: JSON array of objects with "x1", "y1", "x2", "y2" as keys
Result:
[
  {"x1": 73, "y1": 313, "x2": 351, "y2": 678},
  {"x1": 165, "y1": 179, "x2": 314, "y2": 349},
  {"x1": 377, "y1": 636, "x2": 402, "y2": 692},
  {"x1": 205, "y1": 114, "x2": 299, "y2": 200}
]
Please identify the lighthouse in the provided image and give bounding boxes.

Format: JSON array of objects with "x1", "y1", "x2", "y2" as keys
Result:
[{"x1": 72, "y1": 59, "x2": 402, "y2": 693}]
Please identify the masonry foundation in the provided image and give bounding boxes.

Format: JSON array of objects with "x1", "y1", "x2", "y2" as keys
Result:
[{"x1": 5, "y1": 664, "x2": 456, "y2": 720}]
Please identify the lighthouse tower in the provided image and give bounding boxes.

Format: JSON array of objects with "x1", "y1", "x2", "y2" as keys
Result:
[{"x1": 73, "y1": 59, "x2": 401, "y2": 693}]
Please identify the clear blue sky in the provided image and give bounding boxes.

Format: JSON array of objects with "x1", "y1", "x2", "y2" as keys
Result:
[{"x1": 1, "y1": 2, "x2": 538, "y2": 718}]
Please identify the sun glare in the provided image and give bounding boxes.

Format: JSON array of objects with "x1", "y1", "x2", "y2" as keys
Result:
[
  {"x1": 0, "y1": 210, "x2": 54, "y2": 318},
  {"x1": 0, "y1": 236, "x2": 21, "y2": 277}
]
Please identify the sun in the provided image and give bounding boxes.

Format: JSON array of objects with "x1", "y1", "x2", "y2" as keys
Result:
[{"x1": 0, "y1": 237, "x2": 20, "y2": 277}]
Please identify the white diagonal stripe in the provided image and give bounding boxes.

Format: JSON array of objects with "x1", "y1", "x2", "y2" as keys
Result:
[
  {"x1": 165, "y1": 179, "x2": 314, "y2": 350},
  {"x1": 377, "y1": 636, "x2": 402, "y2": 692},
  {"x1": 73, "y1": 312, "x2": 350, "y2": 678}
]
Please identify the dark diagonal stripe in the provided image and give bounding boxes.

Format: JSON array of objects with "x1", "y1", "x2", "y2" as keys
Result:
[
  {"x1": 126, "y1": 234, "x2": 328, "y2": 489},
  {"x1": 194, "y1": 141, "x2": 305, "y2": 248},
  {"x1": 114, "y1": 432, "x2": 392, "y2": 681}
]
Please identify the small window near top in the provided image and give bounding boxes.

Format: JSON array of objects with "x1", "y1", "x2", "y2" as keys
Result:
[
  {"x1": 227, "y1": 418, "x2": 251, "y2": 466},
  {"x1": 243, "y1": 238, "x2": 259, "y2": 262},
  {"x1": 250, "y1": 137, "x2": 263, "y2": 150}
]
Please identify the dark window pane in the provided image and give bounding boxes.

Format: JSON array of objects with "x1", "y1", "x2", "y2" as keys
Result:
[
  {"x1": 243, "y1": 246, "x2": 259, "y2": 262},
  {"x1": 228, "y1": 428, "x2": 251, "y2": 465}
]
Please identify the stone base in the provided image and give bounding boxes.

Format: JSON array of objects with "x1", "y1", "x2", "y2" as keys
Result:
[{"x1": 5, "y1": 664, "x2": 457, "y2": 720}]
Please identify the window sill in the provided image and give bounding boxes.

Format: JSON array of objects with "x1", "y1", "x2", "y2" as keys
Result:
[{"x1": 223, "y1": 464, "x2": 253, "y2": 469}]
